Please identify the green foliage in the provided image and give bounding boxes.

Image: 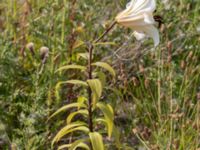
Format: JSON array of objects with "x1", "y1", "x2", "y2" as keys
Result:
[
  {"x1": 66, "y1": 109, "x2": 88, "y2": 124},
  {"x1": 92, "y1": 62, "x2": 116, "y2": 77},
  {"x1": 57, "y1": 139, "x2": 90, "y2": 150},
  {"x1": 96, "y1": 102, "x2": 114, "y2": 138},
  {"x1": 50, "y1": 41, "x2": 116, "y2": 149},
  {"x1": 89, "y1": 132, "x2": 105, "y2": 150},
  {"x1": 49, "y1": 103, "x2": 87, "y2": 120},
  {"x1": 56, "y1": 65, "x2": 87, "y2": 73},
  {"x1": 52, "y1": 122, "x2": 89, "y2": 146},
  {"x1": 87, "y1": 79, "x2": 103, "y2": 107}
]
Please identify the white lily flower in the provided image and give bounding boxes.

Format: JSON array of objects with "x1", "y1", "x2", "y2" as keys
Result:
[{"x1": 116, "y1": 0, "x2": 160, "y2": 47}]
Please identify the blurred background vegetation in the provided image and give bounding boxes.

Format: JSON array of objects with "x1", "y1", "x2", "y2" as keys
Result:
[{"x1": 0, "y1": 0, "x2": 200, "y2": 149}]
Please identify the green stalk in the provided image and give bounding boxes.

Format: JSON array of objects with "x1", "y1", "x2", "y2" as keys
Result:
[
  {"x1": 196, "y1": 100, "x2": 200, "y2": 149},
  {"x1": 169, "y1": 67, "x2": 174, "y2": 149},
  {"x1": 61, "y1": 0, "x2": 67, "y2": 44},
  {"x1": 13, "y1": 0, "x2": 17, "y2": 41},
  {"x1": 157, "y1": 48, "x2": 161, "y2": 119}
]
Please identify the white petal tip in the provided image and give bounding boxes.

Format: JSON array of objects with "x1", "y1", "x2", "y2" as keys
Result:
[{"x1": 133, "y1": 31, "x2": 146, "y2": 41}]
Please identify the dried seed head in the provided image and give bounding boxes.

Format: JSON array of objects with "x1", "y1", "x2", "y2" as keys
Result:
[
  {"x1": 167, "y1": 56, "x2": 172, "y2": 63},
  {"x1": 40, "y1": 46, "x2": 49, "y2": 63},
  {"x1": 132, "y1": 77, "x2": 139, "y2": 86},
  {"x1": 142, "y1": 127, "x2": 151, "y2": 140},
  {"x1": 26, "y1": 42, "x2": 34, "y2": 55},
  {"x1": 26, "y1": 42, "x2": 34, "y2": 49},
  {"x1": 139, "y1": 64, "x2": 145, "y2": 74},
  {"x1": 160, "y1": 24, "x2": 165, "y2": 33},
  {"x1": 180, "y1": 60, "x2": 185, "y2": 69},
  {"x1": 197, "y1": 92, "x2": 200, "y2": 101},
  {"x1": 187, "y1": 51, "x2": 193, "y2": 60},
  {"x1": 75, "y1": 26, "x2": 84, "y2": 33},
  {"x1": 192, "y1": 56, "x2": 197, "y2": 61},
  {"x1": 167, "y1": 41, "x2": 172, "y2": 50},
  {"x1": 40, "y1": 46, "x2": 49, "y2": 57},
  {"x1": 150, "y1": 144, "x2": 160, "y2": 150},
  {"x1": 145, "y1": 78, "x2": 150, "y2": 89},
  {"x1": 132, "y1": 128, "x2": 138, "y2": 134},
  {"x1": 11, "y1": 143, "x2": 17, "y2": 150}
]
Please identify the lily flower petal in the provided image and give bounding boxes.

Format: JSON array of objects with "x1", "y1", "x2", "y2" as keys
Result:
[
  {"x1": 133, "y1": 31, "x2": 146, "y2": 41},
  {"x1": 144, "y1": 13, "x2": 155, "y2": 24},
  {"x1": 116, "y1": 0, "x2": 159, "y2": 47},
  {"x1": 142, "y1": 25, "x2": 159, "y2": 47}
]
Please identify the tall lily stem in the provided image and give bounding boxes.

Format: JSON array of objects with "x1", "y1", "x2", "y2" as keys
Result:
[
  {"x1": 87, "y1": 21, "x2": 117, "y2": 133},
  {"x1": 88, "y1": 44, "x2": 94, "y2": 132}
]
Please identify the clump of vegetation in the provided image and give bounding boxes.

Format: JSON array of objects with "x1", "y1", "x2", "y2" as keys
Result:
[{"x1": 0, "y1": 0, "x2": 200, "y2": 150}]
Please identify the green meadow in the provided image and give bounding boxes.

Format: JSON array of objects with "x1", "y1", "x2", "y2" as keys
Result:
[{"x1": 0, "y1": 0, "x2": 200, "y2": 149}]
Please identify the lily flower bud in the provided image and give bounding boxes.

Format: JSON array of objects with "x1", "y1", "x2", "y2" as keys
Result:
[{"x1": 115, "y1": 0, "x2": 160, "y2": 47}]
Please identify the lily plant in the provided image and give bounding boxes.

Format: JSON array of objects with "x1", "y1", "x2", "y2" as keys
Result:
[{"x1": 49, "y1": 0, "x2": 160, "y2": 149}]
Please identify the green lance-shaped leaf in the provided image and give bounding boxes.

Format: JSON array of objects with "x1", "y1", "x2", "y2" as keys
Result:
[
  {"x1": 52, "y1": 122, "x2": 85, "y2": 146},
  {"x1": 89, "y1": 132, "x2": 105, "y2": 150},
  {"x1": 69, "y1": 139, "x2": 90, "y2": 150},
  {"x1": 55, "y1": 80, "x2": 88, "y2": 101},
  {"x1": 94, "y1": 118, "x2": 120, "y2": 147},
  {"x1": 92, "y1": 62, "x2": 116, "y2": 77},
  {"x1": 48, "y1": 103, "x2": 87, "y2": 120},
  {"x1": 72, "y1": 40, "x2": 85, "y2": 49},
  {"x1": 94, "y1": 118, "x2": 107, "y2": 124},
  {"x1": 93, "y1": 42, "x2": 116, "y2": 46},
  {"x1": 93, "y1": 72, "x2": 106, "y2": 88},
  {"x1": 55, "y1": 64, "x2": 86, "y2": 73},
  {"x1": 77, "y1": 96, "x2": 88, "y2": 104},
  {"x1": 94, "y1": 118, "x2": 109, "y2": 132},
  {"x1": 77, "y1": 52, "x2": 89, "y2": 60},
  {"x1": 66, "y1": 109, "x2": 88, "y2": 124},
  {"x1": 58, "y1": 144, "x2": 71, "y2": 150},
  {"x1": 52, "y1": 122, "x2": 89, "y2": 146},
  {"x1": 58, "y1": 80, "x2": 88, "y2": 87},
  {"x1": 87, "y1": 79, "x2": 102, "y2": 107},
  {"x1": 55, "y1": 126, "x2": 89, "y2": 144},
  {"x1": 58, "y1": 139, "x2": 90, "y2": 150},
  {"x1": 96, "y1": 102, "x2": 114, "y2": 138},
  {"x1": 112, "y1": 126, "x2": 121, "y2": 149}
]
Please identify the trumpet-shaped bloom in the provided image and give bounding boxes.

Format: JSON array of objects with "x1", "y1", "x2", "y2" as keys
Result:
[{"x1": 116, "y1": 0, "x2": 159, "y2": 47}]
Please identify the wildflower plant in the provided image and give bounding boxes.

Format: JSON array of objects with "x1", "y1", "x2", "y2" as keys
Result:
[
  {"x1": 49, "y1": 0, "x2": 159, "y2": 149},
  {"x1": 49, "y1": 24, "x2": 117, "y2": 149}
]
